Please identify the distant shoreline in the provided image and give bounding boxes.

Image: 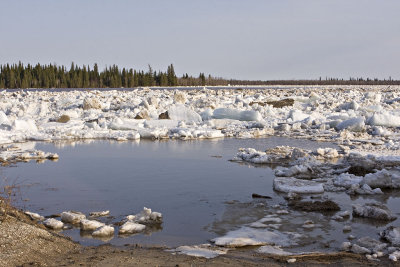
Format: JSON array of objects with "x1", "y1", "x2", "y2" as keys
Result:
[{"x1": 1, "y1": 84, "x2": 399, "y2": 92}]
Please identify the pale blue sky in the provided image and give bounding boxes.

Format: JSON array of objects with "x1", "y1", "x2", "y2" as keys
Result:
[{"x1": 0, "y1": 0, "x2": 399, "y2": 80}]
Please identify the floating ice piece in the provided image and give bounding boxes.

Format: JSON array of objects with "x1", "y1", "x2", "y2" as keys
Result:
[
  {"x1": 61, "y1": 211, "x2": 86, "y2": 224},
  {"x1": 249, "y1": 215, "x2": 283, "y2": 228},
  {"x1": 80, "y1": 219, "x2": 105, "y2": 231},
  {"x1": 257, "y1": 245, "x2": 292, "y2": 255},
  {"x1": 25, "y1": 211, "x2": 44, "y2": 221},
  {"x1": 367, "y1": 112, "x2": 400, "y2": 128},
  {"x1": 389, "y1": 252, "x2": 399, "y2": 262},
  {"x1": 335, "y1": 117, "x2": 365, "y2": 132},
  {"x1": 212, "y1": 227, "x2": 299, "y2": 247},
  {"x1": 273, "y1": 177, "x2": 324, "y2": 194},
  {"x1": 357, "y1": 237, "x2": 387, "y2": 253},
  {"x1": 89, "y1": 210, "x2": 110, "y2": 217},
  {"x1": 333, "y1": 173, "x2": 363, "y2": 189},
  {"x1": 167, "y1": 104, "x2": 202, "y2": 123},
  {"x1": 362, "y1": 169, "x2": 400, "y2": 189},
  {"x1": 173, "y1": 244, "x2": 227, "y2": 259},
  {"x1": 92, "y1": 225, "x2": 114, "y2": 237},
  {"x1": 235, "y1": 148, "x2": 270, "y2": 164},
  {"x1": 352, "y1": 203, "x2": 397, "y2": 221},
  {"x1": 275, "y1": 165, "x2": 312, "y2": 177},
  {"x1": 43, "y1": 218, "x2": 64, "y2": 230},
  {"x1": 236, "y1": 147, "x2": 307, "y2": 165},
  {"x1": 118, "y1": 221, "x2": 146, "y2": 234},
  {"x1": 212, "y1": 108, "x2": 262, "y2": 122},
  {"x1": 380, "y1": 227, "x2": 400, "y2": 246},
  {"x1": 347, "y1": 183, "x2": 383, "y2": 195},
  {"x1": 340, "y1": 242, "x2": 352, "y2": 251},
  {"x1": 126, "y1": 207, "x2": 162, "y2": 224}
]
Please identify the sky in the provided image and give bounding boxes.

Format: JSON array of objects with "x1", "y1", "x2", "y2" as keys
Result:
[{"x1": 0, "y1": 0, "x2": 399, "y2": 80}]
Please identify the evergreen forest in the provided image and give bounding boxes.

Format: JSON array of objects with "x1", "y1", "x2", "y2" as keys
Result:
[{"x1": 0, "y1": 62, "x2": 398, "y2": 89}]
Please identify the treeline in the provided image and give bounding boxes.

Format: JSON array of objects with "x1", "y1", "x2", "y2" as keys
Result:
[
  {"x1": 0, "y1": 62, "x2": 181, "y2": 89},
  {"x1": 0, "y1": 62, "x2": 399, "y2": 89}
]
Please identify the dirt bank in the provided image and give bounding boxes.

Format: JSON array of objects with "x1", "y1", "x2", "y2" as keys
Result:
[{"x1": 0, "y1": 206, "x2": 397, "y2": 267}]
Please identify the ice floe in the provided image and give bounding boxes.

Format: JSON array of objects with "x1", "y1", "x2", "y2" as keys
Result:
[
  {"x1": 89, "y1": 210, "x2": 110, "y2": 217},
  {"x1": 25, "y1": 211, "x2": 44, "y2": 221},
  {"x1": 43, "y1": 218, "x2": 64, "y2": 230},
  {"x1": 352, "y1": 203, "x2": 397, "y2": 221},
  {"x1": 212, "y1": 226, "x2": 301, "y2": 247},
  {"x1": 92, "y1": 225, "x2": 114, "y2": 237},
  {"x1": 171, "y1": 244, "x2": 228, "y2": 259},
  {"x1": 125, "y1": 207, "x2": 162, "y2": 225},
  {"x1": 80, "y1": 219, "x2": 105, "y2": 231},
  {"x1": 273, "y1": 177, "x2": 324, "y2": 194},
  {"x1": 118, "y1": 222, "x2": 146, "y2": 234},
  {"x1": 60, "y1": 211, "x2": 86, "y2": 224}
]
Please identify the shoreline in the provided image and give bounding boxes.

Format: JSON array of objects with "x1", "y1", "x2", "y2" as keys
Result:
[{"x1": 0, "y1": 206, "x2": 382, "y2": 267}]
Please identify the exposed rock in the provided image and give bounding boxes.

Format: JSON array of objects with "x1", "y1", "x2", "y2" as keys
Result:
[
  {"x1": 347, "y1": 165, "x2": 374, "y2": 176},
  {"x1": 56, "y1": 115, "x2": 70, "y2": 123},
  {"x1": 251, "y1": 193, "x2": 272, "y2": 199},
  {"x1": 266, "y1": 98, "x2": 294, "y2": 108},
  {"x1": 288, "y1": 199, "x2": 340, "y2": 212},
  {"x1": 158, "y1": 111, "x2": 170, "y2": 119}
]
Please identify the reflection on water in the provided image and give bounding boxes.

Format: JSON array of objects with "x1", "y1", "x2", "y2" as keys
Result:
[{"x1": 7, "y1": 137, "x2": 387, "y2": 250}]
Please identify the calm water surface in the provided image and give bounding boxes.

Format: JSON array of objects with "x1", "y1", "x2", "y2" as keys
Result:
[{"x1": 3, "y1": 137, "x2": 398, "y2": 251}]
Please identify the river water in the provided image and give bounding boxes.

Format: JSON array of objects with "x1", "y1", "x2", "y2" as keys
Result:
[{"x1": 3, "y1": 137, "x2": 398, "y2": 252}]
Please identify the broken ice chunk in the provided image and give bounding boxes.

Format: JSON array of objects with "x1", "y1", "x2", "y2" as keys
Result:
[
  {"x1": 60, "y1": 211, "x2": 86, "y2": 224},
  {"x1": 92, "y1": 225, "x2": 114, "y2": 237},
  {"x1": 352, "y1": 203, "x2": 397, "y2": 221},
  {"x1": 118, "y1": 221, "x2": 146, "y2": 234},
  {"x1": 43, "y1": 218, "x2": 64, "y2": 230},
  {"x1": 273, "y1": 177, "x2": 324, "y2": 194},
  {"x1": 89, "y1": 210, "x2": 110, "y2": 217},
  {"x1": 80, "y1": 219, "x2": 105, "y2": 231}
]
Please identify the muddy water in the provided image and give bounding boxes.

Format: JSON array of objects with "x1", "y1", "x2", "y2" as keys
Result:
[{"x1": 3, "y1": 137, "x2": 399, "y2": 252}]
